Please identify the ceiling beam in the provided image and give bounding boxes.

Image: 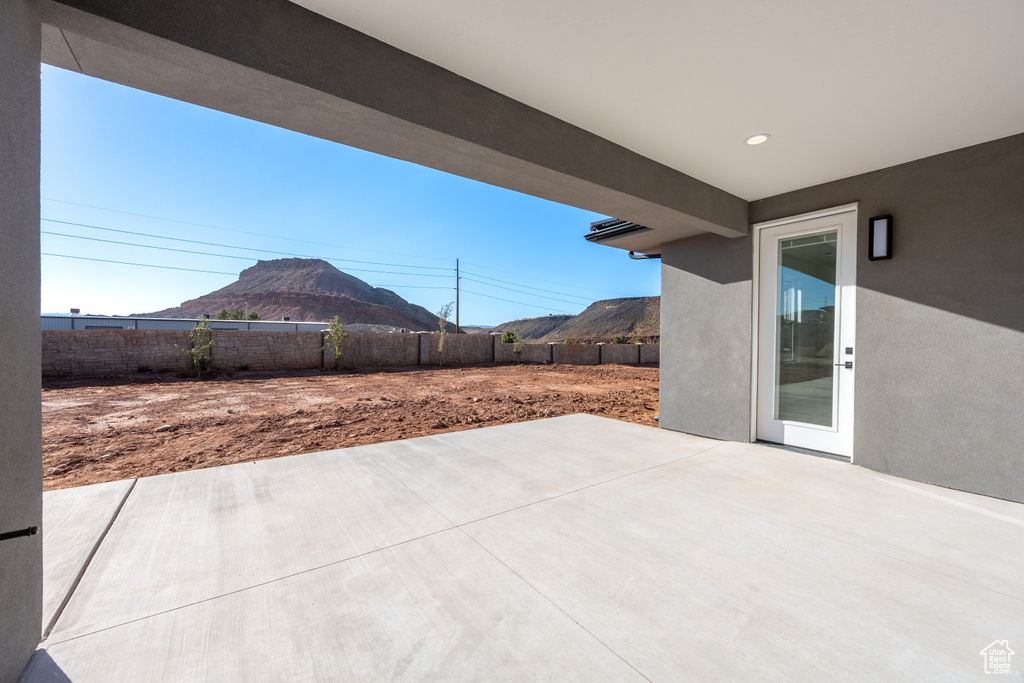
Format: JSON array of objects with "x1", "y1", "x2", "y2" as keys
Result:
[{"x1": 33, "y1": 0, "x2": 748, "y2": 240}]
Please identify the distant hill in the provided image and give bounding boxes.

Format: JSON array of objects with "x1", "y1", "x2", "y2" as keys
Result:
[
  {"x1": 540, "y1": 297, "x2": 659, "y2": 342},
  {"x1": 142, "y1": 258, "x2": 453, "y2": 331},
  {"x1": 491, "y1": 314, "x2": 574, "y2": 340},
  {"x1": 491, "y1": 297, "x2": 660, "y2": 342}
]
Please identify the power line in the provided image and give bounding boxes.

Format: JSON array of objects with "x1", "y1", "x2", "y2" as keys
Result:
[
  {"x1": 461, "y1": 260, "x2": 623, "y2": 297},
  {"x1": 43, "y1": 251, "x2": 456, "y2": 291},
  {"x1": 41, "y1": 218, "x2": 451, "y2": 271},
  {"x1": 460, "y1": 289, "x2": 574, "y2": 315},
  {"x1": 460, "y1": 270, "x2": 593, "y2": 301},
  {"x1": 41, "y1": 231, "x2": 453, "y2": 278},
  {"x1": 41, "y1": 197, "x2": 453, "y2": 264},
  {"x1": 42, "y1": 252, "x2": 238, "y2": 275},
  {"x1": 370, "y1": 285, "x2": 455, "y2": 290},
  {"x1": 43, "y1": 230, "x2": 253, "y2": 261},
  {"x1": 41, "y1": 199, "x2": 636, "y2": 305},
  {"x1": 460, "y1": 276, "x2": 586, "y2": 307},
  {"x1": 41, "y1": 202, "x2": 619, "y2": 301}
]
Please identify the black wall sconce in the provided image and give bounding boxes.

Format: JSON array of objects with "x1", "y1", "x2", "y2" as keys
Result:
[{"x1": 868, "y1": 214, "x2": 893, "y2": 260}]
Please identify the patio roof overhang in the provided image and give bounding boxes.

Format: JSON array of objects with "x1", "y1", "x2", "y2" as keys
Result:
[
  {"x1": 32, "y1": 0, "x2": 749, "y2": 241},
  {"x1": 34, "y1": 1, "x2": 1022, "y2": 252}
]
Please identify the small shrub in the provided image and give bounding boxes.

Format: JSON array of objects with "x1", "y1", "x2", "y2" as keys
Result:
[
  {"x1": 501, "y1": 327, "x2": 525, "y2": 355},
  {"x1": 136, "y1": 365, "x2": 151, "y2": 374},
  {"x1": 611, "y1": 335, "x2": 630, "y2": 344},
  {"x1": 512, "y1": 328, "x2": 525, "y2": 355},
  {"x1": 436, "y1": 302, "x2": 454, "y2": 365},
  {"x1": 325, "y1": 315, "x2": 349, "y2": 371},
  {"x1": 180, "y1": 317, "x2": 214, "y2": 377}
]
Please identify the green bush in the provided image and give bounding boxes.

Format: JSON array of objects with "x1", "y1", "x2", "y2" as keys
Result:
[
  {"x1": 611, "y1": 335, "x2": 630, "y2": 344},
  {"x1": 325, "y1": 315, "x2": 349, "y2": 371},
  {"x1": 436, "y1": 302, "x2": 454, "y2": 365},
  {"x1": 501, "y1": 327, "x2": 525, "y2": 355},
  {"x1": 181, "y1": 317, "x2": 214, "y2": 377}
]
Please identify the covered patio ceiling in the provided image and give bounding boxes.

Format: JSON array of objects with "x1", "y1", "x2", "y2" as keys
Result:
[
  {"x1": 38, "y1": 1, "x2": 1022, "y2": 248},
  {"x1": 294, "y1": 0, "x2": 1024, "y2": 201}
]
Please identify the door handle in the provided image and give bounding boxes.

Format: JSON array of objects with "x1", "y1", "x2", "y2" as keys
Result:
[
  {"x1": 834, "y1": 361, "x2": 853, "y2": 369},
  {"x1": 0, "y1": 526, "x2": 38, "y2": 542}
]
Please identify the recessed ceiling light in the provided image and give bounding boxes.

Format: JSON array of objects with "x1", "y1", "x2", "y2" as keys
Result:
[{"x1": 745, "y1": 133, "x2": 771, "y2": 146}]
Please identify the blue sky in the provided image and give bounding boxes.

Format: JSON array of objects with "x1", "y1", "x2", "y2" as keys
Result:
[{"x1": 40, "y1": 66, "x2": 659, "y2": 326}]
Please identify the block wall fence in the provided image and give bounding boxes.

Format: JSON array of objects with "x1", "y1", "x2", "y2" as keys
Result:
[{"x1": 41, "y1": 330, "x2": 659, "y2": 378}]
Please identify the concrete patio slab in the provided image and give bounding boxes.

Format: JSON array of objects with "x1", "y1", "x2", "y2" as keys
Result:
[
  {"x1": 20, "y1": 416, "x2": 1024, "y2": 681},
  {"x1": 463, "y1": 440, "x2": 1024, "y2": 680},
  {"x1": 25, "y1": 530, "x2": 644, "y2": 682},
  {"x1": 367, "y1": 414, "x2": 719, "y2": 524},
  {"x1": 47, "y1": 447, "x2": 452, "y2": 642},
  {"x1": 40, "y1": 479, "x2": 134, "y2": 636},
  {"x1": 656, "y1": 441, "x2": 1024, "y2": 590}
]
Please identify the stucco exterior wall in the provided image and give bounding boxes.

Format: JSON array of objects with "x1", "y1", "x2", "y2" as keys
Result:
[
  {"x1": 751, "y1": 132, "x2": 1024, "y2": 503},
  {"x1": 0, "y1": 3, "x2": 42, "y2": 680},
  {"x1": 661, "y1": 133, "x2": 1024, "y2": 502},
  {"x1": 660, "y1": 234, "x2": 753, "y2": 443}
]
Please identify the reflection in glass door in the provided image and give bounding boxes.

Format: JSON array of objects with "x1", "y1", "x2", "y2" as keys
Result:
[{"x1": 775, "y1": 231, "x2": 837, "y2": 427}]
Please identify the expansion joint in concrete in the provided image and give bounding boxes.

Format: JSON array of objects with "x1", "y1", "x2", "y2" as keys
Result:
[{"x1": 42, "y1": 478, "x2": 137, "y2": 641}]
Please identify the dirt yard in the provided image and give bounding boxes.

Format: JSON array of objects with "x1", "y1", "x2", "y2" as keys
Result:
[{"x1": 42, "y1": 363, "x2": 659, "y2": 491}]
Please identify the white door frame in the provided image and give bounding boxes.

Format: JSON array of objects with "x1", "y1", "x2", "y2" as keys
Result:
[{"x1": 749, "y1": 203, "x2": 858, "y2": 459}]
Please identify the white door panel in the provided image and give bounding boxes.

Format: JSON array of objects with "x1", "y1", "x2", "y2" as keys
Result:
[{"x1": 755, "y1": 208, "x2": 856, "y2": 457}]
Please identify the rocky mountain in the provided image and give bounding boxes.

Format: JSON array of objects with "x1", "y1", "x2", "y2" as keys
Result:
[
  {"x1": 491, "y1": 297, "x2": 660, "y2": 342},
  {"x1": 490, "y1": 314, "x2": 574, "y2": 339},
  {"x1": 539, "y1": 297, "x2": 660, "y2": 342},
  {"x1": 143, "y1": 258, "x2": 453, "y2": 331}
]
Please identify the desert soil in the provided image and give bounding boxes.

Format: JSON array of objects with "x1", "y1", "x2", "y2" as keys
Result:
[{"x1": 42, "y1": 363, "x2": 659, "y2": 491}]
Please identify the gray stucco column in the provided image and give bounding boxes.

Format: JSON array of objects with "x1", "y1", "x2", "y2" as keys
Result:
[
  {"x1": 0, "y1": 2, "x2": 43, "y2": 681},
  {"x1": 659, "y1": 233, "x2": 753, "y2": 443}
]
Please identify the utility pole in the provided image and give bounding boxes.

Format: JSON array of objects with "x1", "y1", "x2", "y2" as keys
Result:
[{"x1": 455, "y1": 258, "x2": 460, "y2": 334}]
